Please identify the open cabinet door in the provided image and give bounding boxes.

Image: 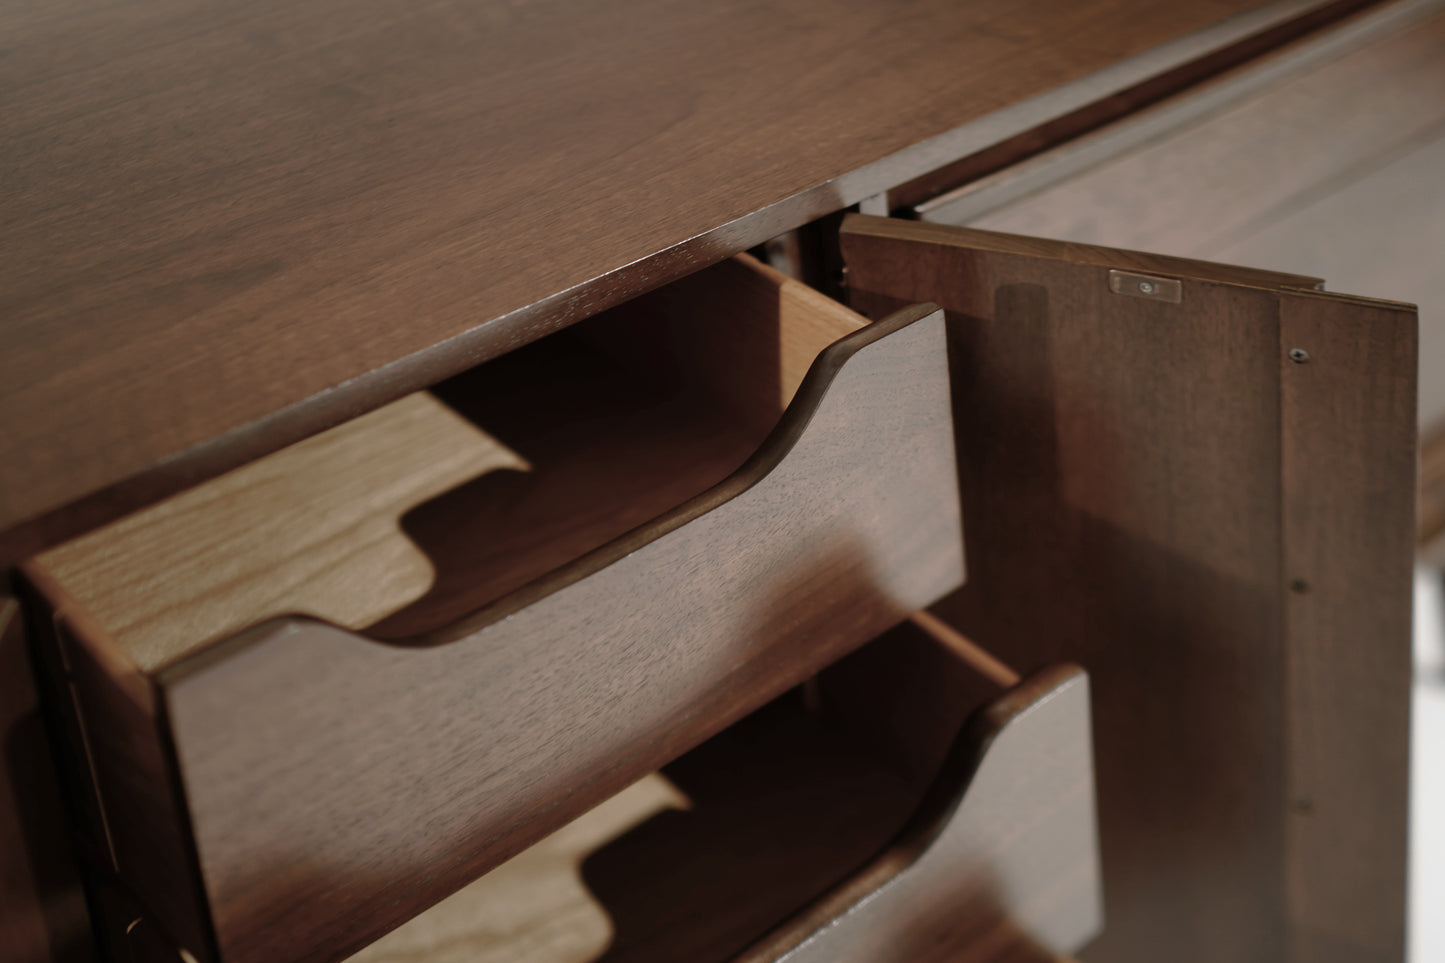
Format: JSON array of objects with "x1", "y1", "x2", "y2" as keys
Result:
[{"x1": 839, "y1": 214, "x2": 1416, "y2": 963}]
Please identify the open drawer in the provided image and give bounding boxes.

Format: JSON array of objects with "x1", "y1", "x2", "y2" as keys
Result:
[
  {"x1": 21, "y1": 255, "x2": 966, "y2": 963},
  {"x1": 344, "y1": 617, "x2": 1101, "y2": 963}
]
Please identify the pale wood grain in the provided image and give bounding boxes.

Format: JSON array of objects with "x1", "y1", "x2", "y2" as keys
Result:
[
  {"x1": 27, "y1": 293, "x2": 965, "y2": 963},
  {"x1": 908, "y1": 611, "x2": 1020, "y2": 689},
  {"x1": 347, "y1": 776, "x2": 687, "y2": 963},
  {"x1": 162, "y1": 304, "x2": 963, "y2": 963},
  {"x1": 36, "y1": 254, "x2": 859, "y2": 671},
  {"x1": 364, "y1": 256, "x2": 874, "y2": 639},
  {"x1": 38, "y1": 394, "x2": 521, "y2": 671}
]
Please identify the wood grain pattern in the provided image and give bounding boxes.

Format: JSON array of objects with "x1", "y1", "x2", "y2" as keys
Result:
[
  {"x1": 1277, "y1": 292, "x2": 1415, "y2": 962},
  {"x1": 28, "y1": 299, "x2": 964, "y2": 963},
  {"x1": 942, "y1": 0, "x2": 1445, "y2": 429},
  {"x1": 37, "y1": 394, "x2": 520, "y2": 671},
  {"x1": 955, "y1": 2, "x2": 1445, "y2": 259},
  {"x1": 342, "y1": 674, "x2": 917, "y2": 963},
  {"x1": 346, "y1": 618, "x2": 1092, "y2": 954},
  {"x1": 371, "y1": 256, "x2": 867, "y2": 639},
  {"x1": 843, "y1": 216, "x2": 1324, "y2": 290},
  {"x1": 891, "y1": 0, "x2": 1385, "y2": 213},
  {"x1": 20, "y1": 565, "x2": 215, "y2": 961},
  {"x1": 838, "y1": 214, "x2": 1416, "y2": 963},
  {"x1": 346, "y1": 776, "x2": 687, "y2": 963},
  {"x1": 553, "y1": 691, "x2": 923, "y2": 963},
  {"x1": 36, "y1": 254, "x2": 857, "y2": 669},
  {"x1": 347, "y1": 623, "x2": 1081, "y2": 963},
  {"x1": 740, "y1": 666, "x2": 1100, "y2": 963},
  {"x1": 915, "y1": 0, "x2": 1445, "y2": 226},
  {"x1": 0, "y1": 0, "x2": 1328, "y2": 553}
]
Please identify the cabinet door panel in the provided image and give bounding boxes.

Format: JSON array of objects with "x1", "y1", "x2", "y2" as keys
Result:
[{"x1": 839, "y1": 214, "x2": 1416, "y2": 963}]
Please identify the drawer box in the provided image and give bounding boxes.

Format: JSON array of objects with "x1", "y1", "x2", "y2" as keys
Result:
[
  {"x1": 345, "y1": 618, "x2": 1100, "y2": 963},
  {"x1": 23, "y1": 255, "x2": 966, "y2": 963}
]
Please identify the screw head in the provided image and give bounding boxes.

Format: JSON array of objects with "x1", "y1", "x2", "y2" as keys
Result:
[
  {"x1": 1137, "y1": 280, "x2": 1155, "y2": 294},
  {"x1": 1288, "y1": 347, "x2": 1311, "y2": 364}
]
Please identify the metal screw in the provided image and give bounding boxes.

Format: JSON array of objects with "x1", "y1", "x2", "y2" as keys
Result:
[
  {"x1": 1288, "y1": 347, "x2": 1311, "y2": 364},
  {"x1": 1137, "y1": 280, "x2": 1155, "y2": 294}
]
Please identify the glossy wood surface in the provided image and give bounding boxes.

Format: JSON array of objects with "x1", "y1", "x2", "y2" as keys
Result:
[
  {"x1": 28, "y1": 289, "x2": 965, "y2": 963},
  {"x1": 345, "y1": 621, "x2": 1095, "y2": 963},
  {"x1": 946, "y1": 0, "x2": 1445, "y2": 425},
  {"x1": 889, "y1": 0, "x2": 1383, "y2": 213},
  {"x1": 37, "y1": 255, "x2": 861, "y2": 669},
  {"x1": 839, "y1": 214, "x2": 1416, "y2": 963},
  {"x1": 36, "y1": 394, "x2": 518, "y2": 670},
  {"x1": 0, "y1": 0, "x2": 1336, "y2": 553},
  {"x1": 346, "y1": 775, "x2": 689, "y2": 963},
  {"x1": 744, "y1": 666, "x2": 1098, "y2": 963},
  {"x1": 916, "y1": 0, "x2": 1445, "y2": 225}
]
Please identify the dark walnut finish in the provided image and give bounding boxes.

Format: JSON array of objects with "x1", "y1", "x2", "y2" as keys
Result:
[
  {"x1": 915, "y1": 0, "x2": 1445, "y2": 229},
  {"x1": 35, "y1": 256, "x2": 872, "y2": 669},
  {"x1": 739, "y1": 665, "x2": 1099, "y2": 963},
  {"x1": 839, "y1": 214, "x2": 1416, "y2": 963},
  {"x1": 0, "y1": 0, "x2": 1361, "y2": 556},
  {"x1": 934, "y1": 0, "x2": 1445, "y2": 429},
  {"x1": 0, "y1": 598, "x2": 93, "y2": 963},
  {"x1": 345, "y1": 618, "x2": 1098, "y2": 963},
  {"x1": 2, "y1": 2, "x2": 1426, "y2": 961},
  {"x1": 24, "y1": 256, "x2": 966, "y2": 963}
]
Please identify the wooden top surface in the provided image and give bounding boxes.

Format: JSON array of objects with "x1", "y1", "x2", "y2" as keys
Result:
[{"x1": 1, "y1": 0, "x2": 1310, "y2": 547}]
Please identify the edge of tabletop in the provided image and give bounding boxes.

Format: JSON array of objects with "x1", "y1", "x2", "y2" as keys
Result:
[{"x1": 0, "y1": 0, "x2": 1378, "y2": 561}]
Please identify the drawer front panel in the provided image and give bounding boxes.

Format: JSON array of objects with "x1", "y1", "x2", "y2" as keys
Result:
[{"x1": 158, "y1": 304, "x2": 963, "y2": 963}]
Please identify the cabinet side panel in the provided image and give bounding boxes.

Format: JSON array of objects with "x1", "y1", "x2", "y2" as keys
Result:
[
  {"x1": 843, "y1": 223, "x2": 1289, "y2": 962},
  {"x1": 19, "y1": 566, "x2": 217, "y2": 963},
  {"x1": 0, "y1": 596, "x2": 94, "y2": 963},
  {"x1": 1278, "y1": 293, "x2": 1415, "y2": 963}
]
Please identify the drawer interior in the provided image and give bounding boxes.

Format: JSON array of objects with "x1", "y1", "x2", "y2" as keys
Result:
[
  {"x1": 34, "y1": 254, "x2": 868, "y2": 668},
  {"x1": 343, "y1": 617, "x2": 1024, "y2": 963},
  {"x1": 26, "y1": 249, "x2": 968, "y2": 963}
]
